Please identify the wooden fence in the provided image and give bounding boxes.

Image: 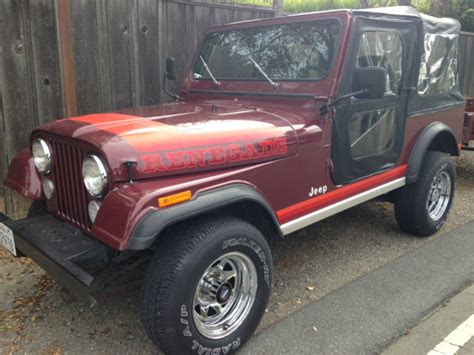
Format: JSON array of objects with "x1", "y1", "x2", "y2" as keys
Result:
[
  {"x1": 459, "y1": 32, "x2": 474, "y2": 98},
  {"x1": 0, "y1": 0, "x2": 275, "y2": 215}
]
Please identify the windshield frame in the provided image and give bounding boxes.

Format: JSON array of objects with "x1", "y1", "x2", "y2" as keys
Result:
[{"x1": 191, "y1": 17, "x2": 343, "y2": 83}]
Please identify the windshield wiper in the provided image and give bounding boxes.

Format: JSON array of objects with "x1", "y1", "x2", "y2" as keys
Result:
[
  {"x1": 199, "y1": 55, "x2": 221, "y2": 86},
  {"x1": 248, "y1": 55, "x2": 278, "y2": 89}
]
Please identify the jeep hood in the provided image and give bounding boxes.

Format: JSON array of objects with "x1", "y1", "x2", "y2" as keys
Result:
[{"x1": 34, "y1": 101, "x2": 298, "y2": 181}]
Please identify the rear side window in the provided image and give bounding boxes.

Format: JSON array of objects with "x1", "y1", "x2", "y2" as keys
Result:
[
  {"x1": 417, "y1": 34, "x2": 459, "y2": 96},
  {"x1": 355, "y1": 31, "x2": 403, "y2": 96}
]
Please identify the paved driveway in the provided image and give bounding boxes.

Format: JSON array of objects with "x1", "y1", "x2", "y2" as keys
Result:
[{"x1": 1, "y1": 151, "x2": 473, "y2": 354}]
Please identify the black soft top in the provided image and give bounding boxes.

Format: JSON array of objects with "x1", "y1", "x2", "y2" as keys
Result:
[
  {"x1": 354, "y1": 6, "x2": 461, "y2": 34},
  {"x1": 354, "y1": 6, "x2": 464, "y2": 113}
]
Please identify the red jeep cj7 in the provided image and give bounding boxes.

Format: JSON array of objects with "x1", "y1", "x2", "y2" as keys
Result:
[{"x1": 0, "y1": 6, "x2": 465, "y2": 354}]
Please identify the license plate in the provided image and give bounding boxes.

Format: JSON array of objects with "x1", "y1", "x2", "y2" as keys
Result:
[{"x1": 0, "y1": 222, "x2": 16, "y2": 256}]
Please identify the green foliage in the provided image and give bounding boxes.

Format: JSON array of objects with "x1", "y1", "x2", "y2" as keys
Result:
[
  {"x1": 283, "y1": 0, "x2": 360, "y2": 12},
  {"x1": 460, "y1": 8, "x2": 474, "y2": 31},
  {"x1": 231, "y1": 0, "x2": 474, "y2": 32}
]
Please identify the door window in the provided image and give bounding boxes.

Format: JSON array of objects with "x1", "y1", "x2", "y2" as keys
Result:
[
  {"x1": 355, "y1": 31, "x2": 403, "y2": 96},
  {"x1": 349, "y1": 30, "x2": 403, "y2": 160},
  {"x1": 348, "y1": 108, "x2": 396, "y2": 159},
  {"x1": 331, "y1": 18, "x2": 414, "y2": 185}
]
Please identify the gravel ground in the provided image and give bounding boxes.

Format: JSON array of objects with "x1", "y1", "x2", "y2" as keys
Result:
[{"x1": 1, "y1": 151, "x2": 473, "y2": 354}]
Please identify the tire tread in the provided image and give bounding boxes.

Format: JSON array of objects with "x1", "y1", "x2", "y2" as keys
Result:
[
  {"x1": 395, "y1": 151, "x2": 455, "y2": 237},
  {"x1": 140, "y1": 215, "x2": 269, "y2": 354}
]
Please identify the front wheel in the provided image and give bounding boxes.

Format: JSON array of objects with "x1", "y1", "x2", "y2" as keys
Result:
[
  {"x1": 141, "y1": 216, "x2": 272, "y2": 354},
  {"x1": 394, "y1": 151, "x2": 456, "y2": 237}
]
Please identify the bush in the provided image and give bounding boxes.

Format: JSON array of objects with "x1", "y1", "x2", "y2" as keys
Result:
[
  {"x1": 232, "y1": 0, "x2": 474, "y2": 32},
  {"x1": 460, "y1": 8, "x2": 474, "y2": 32}
]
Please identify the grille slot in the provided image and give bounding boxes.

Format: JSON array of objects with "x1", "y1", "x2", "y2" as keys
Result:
[{"x1": 49, "y1": 139, "x2": 90, "y2": 231}]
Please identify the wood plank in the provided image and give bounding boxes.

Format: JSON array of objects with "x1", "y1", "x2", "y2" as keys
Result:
[
  {"x1": 106, "y1": 0, "x2": 134, "y2": 109},
  {"x1": 1, "y1": 1, "x2": 36, "y2": 162},
  {"x1": 207, "y1": 6, "x2": 217, "y2": 27},
  {"x1": 461, "y1": 35, "x2": 474, "y2": 96},
  {"x1": 70, "y1": 0, "x2": 103, "y2": 114},
  {"x1": 96, "y1": 0, "x2": 113, "y2": 112},
  {"x1": 57, "y1": 0, "x2": 77, "y2": 118},
  {"x1": 459, "y1": 34, "x2": 470, "y2": 96},
  {"x1": 0, "y1": 2, "x2": 8, "y2": 187},
  {"x1": 214, "y1": 7, "x2": 234, "y2": 26},
  {"x1": 273, "y1": 0, "x2": 284, "y2": 17},
  {"x1": 167, "y1": 0, "x2": 274, "y2": 14},
  {"x1": 185, "y1": 3, "x2": 195, "y2": 71},
  {"x1": 29, "y1": 0, "x2": 64, "y2": 122},
  {"x1": 4, "y1": 189, "x2": 32, "y2": 221},
  {"x1": 0, "y1": 1, "x2": 38, "y2": 216},
  {"x1": 157, "y1": 0, "x2": 166, "y2": 103},
  {"x1": 129, "y1": 0, "x2": 141, "y2": 107},
  {"x1": 458, "y1": 35, "x2": 464, "y2": 93},
  {"x1": 0, "y1": 86, "x2": 6, "y2": 208},
  {"x1": 137, "y1": 0, "x2": 162, "y2": 105},
  {"x1": 193, "y1": 3, "x2": 212, "y2": 53},
  {"x1": 165, "y1": 1, "x2": 188, "y2": 94}
]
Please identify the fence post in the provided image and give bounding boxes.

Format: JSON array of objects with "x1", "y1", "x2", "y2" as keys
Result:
[{"x1": 273, "y1": 0, "x2": 284, "y2": 17}]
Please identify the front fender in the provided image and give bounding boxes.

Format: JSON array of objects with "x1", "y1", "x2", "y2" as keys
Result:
[
  {"x1": 90, "y1": 181, "x2": 280, "y2": 251},
  {"x1": 4, "y1": 149, "x2": 43, "y2": 200},
  {"x1": 127, "y1": 184, "x2": 281, "y2": 250}
]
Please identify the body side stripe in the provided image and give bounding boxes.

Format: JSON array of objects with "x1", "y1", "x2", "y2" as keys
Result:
[
  {"x1": 280, "y1": 177, "x2": 406, "y2": 235},
  {"x1": 277, "y1": 165, "x2": 407, "y2": 224}
]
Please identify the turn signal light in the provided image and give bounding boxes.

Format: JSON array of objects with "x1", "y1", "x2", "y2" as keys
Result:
[{"x1": 158, "y1": 190, "x2": 192, "y2": 208}]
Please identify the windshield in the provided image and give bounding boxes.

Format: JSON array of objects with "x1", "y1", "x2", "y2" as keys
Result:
[{"x1": 193, "y1": 19, "x2": 341, "y2": 81}]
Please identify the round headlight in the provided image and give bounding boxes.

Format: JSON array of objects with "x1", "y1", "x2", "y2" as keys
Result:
[
  {"x1": 82, "y1": 155, "x2": 108, "y2": 197},
  {"x1": 32, "y1": 139, "x2": 52, "y2": 174}
]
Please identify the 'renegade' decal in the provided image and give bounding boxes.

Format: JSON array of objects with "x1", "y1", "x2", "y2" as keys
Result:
[{"x1": 140, "y1": 137, "x2": 288, "y2": 173}]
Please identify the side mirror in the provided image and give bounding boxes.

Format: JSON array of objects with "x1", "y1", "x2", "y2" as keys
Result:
[
  {"x1": 352, "y1": 67, "x2": 387, "y2": 99},
  {"x1": 165, "y1": 57, "x2": 176, "y2": 81}
]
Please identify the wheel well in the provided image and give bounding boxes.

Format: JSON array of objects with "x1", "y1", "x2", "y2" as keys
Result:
[
  {"x1": 428, "y1": 130, "x2": 459, "y2": 156},
  {"x1": 128, "y1": 184, "x2": 282, "y2": 250},
  {"x1": 210, "y1": 200, "x2": 282, "y2": 240},
  {"x1": 406, "y1": 122, "x2": 459, "y2": 184},
  {"x1": 156, "y1": 200, "x2": 282, "y2": 246}
]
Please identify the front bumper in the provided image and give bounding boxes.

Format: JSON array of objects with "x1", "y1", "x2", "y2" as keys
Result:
[{"x1": 0, "y1": 212, "x2": 110, "y2": 306}]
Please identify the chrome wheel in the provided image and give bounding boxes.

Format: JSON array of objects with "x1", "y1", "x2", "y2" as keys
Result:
[
  {"x1": 192, "y1": 252, "x2": 258, "y2": 339},
  {"x1": 426, "y1": 170, "x2": 452, "y2": 221}
]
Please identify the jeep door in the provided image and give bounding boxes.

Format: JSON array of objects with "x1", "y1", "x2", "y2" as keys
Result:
[{"x1": 331, "y1": 16, "x2": 418, "y2": 184}]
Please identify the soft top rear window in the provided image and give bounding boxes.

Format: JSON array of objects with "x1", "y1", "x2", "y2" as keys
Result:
[
  {"x1": 417, "y1": 33, "x2": 459, "y2": 96},
  {"x1": 193, "y1": 19, "x2": 341, "y2": 82}
]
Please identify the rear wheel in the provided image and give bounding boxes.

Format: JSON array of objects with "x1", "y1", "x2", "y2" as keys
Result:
[
  {"x1": 395, "y1": 151, "x2": 456, "y2": 237},
  {"x1": 141, "y1": 216, "x2": 272, "y2": 354}
]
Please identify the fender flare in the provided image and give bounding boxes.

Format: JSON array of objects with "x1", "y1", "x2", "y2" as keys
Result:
[
  {"x1": 406, "y1": 122, "x2": 459, "y2": 184},
  {"x1": 127, "y1": 184, "x2": 282, "y2": 250}
]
